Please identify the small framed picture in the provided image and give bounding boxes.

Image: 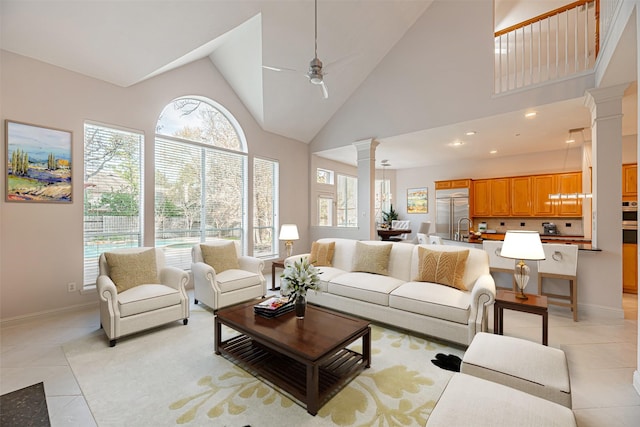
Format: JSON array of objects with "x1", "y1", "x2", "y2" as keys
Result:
[
  {"x1": 5, "y1": 120, "x2": 73, "y2": 203},
  {"x1": 407, "y1": 187, "x2": 428, "y2": 214}
]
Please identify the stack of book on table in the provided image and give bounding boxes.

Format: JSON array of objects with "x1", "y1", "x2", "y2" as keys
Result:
[{"x1": 254, "y1": 296, "x2": 294, "y2": 318}]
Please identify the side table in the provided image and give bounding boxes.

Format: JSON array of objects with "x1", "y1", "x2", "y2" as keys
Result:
[
  {"x1": 271, "y1": 259, "x2": 285, "y2": 291},
  {"x1": 494, "y1": 290, "x2": 549, "y2": 345}
]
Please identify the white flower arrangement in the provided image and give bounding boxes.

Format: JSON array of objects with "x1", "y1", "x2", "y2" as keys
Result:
[{"x1": 280, "y1": 257, "x2": 321, "y2": 299}]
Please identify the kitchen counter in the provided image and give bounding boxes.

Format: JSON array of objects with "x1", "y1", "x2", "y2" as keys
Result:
[{"x1": 441, "y1": 236, "x2": 599, "y2": 251}]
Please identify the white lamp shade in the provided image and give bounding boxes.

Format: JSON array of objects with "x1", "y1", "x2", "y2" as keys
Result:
[
  {"x1": 500, "y1": 230, "x2": 546, "y2": 261},
  {"x1": 279, "y1": 224, "x2": 299, "y2": 241}
]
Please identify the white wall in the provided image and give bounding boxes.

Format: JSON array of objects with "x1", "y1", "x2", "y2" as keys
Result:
[{"x1": 0, "y1": 51, "x2": 310, "y2": 320}]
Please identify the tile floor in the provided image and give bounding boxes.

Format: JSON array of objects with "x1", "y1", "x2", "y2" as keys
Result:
[{"x1": 1, "y1": 281, "x2": 639, "y2": 426}]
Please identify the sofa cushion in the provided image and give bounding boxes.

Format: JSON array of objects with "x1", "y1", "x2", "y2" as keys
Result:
[
  {"x1": 118, "y1": 284, "x2": 182, "y2": 317},
  {"x1": 105, "y1": 249, "x2": 159, "y2": 293},
  {"x1": 352, "y1": 241, "x2": 393, "y2": 276},
  {"x1": 415, "y1": 247, "x2": 469, "y2": 290},
  {"x1": 389, "y1": 281, "x2": 470, "y2": 324},
  {"x1": 309, "y1": 241, "x2": 336, "y2": 267},
  {"x1": 329, "y1": 272, "x2": 405, "y2": 306},
  {"x1": 201, "y1": 242, "x2": 240, "y2": 273},
  {"x1": 315, "y1": 266, "x2": 348, "y2": 291},
  {"x1": 215, "y1": 269, "x2": 262, "y2": 293}
]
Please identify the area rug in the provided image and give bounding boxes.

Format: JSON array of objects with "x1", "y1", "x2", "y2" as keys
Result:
[
  {"x1": 63, "y1": 306, "x2": 461, "y2": 426},
  {"x1": 0, "y1": 382, "x2": 50, "y2": 427}
]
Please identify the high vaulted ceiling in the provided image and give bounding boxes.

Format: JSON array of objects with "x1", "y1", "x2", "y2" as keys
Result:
[{"x1": 1, "y1": 1, "x2": 637, "y2": 170}]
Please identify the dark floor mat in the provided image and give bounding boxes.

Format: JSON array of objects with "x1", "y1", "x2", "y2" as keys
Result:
[{"x1": 0, "y1": 382, "x2": 50, "y2": 427}]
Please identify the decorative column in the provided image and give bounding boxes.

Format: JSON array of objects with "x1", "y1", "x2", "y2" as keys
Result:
[
  {"x1": 353, "y1": 139, "x2": 379, "y2": 240},
  {"x1": 585, "y1": 84, "x2": 627, "y2": 250}
]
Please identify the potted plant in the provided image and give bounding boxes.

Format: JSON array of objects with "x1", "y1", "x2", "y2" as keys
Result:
[
  {"x1": 280, "y1": 257, "x2": 321, "y2": 318},
  {"x1": 382, "y1": 204, "x2": 399, "y2": 227}
]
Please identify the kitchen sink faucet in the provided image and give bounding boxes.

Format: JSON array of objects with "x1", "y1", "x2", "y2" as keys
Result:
[{"x1": 455, "y1": 217, "x2": 472, "y2": 241}]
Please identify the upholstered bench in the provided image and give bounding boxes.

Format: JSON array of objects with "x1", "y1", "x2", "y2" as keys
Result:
[
  {"x1": 427, "y1": 373, "x2": 576, "y2": 427},
  {"x1": 461, "y1": 332, "x2": 572, "y2": 408}
]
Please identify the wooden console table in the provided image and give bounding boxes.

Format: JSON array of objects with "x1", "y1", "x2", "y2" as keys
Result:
[{"x1": 377, "y1": 228, "x2": 411, "y2": 241}]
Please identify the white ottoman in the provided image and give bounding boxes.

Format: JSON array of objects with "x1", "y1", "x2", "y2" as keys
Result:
[
  {"x1": 461, "y1": 332, "x2": 572, "y2": 408},
  {"x1": 427, "y1": 373, "x2": 576, "y2": 427}
]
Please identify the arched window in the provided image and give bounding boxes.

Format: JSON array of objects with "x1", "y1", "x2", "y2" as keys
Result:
[{"x1": 155, "y1": 97, "x2": 248, "y2": 268}]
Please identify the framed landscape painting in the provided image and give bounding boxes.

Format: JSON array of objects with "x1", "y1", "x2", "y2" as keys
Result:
[
  {"x1": 407, "y1": 187, "x2": 428, "y2": 214},
  {"x1": 5, "y1": 120, "x2": 73, "y2": 203}
]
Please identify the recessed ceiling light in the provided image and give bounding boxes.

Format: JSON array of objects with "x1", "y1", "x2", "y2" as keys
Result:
[
  {"x1": 450, "y1": 141, "x2": 465, "y2": 147},
  {"x1": 489, "y1": 150, "x2": 497, "y2": 154},
  {"x1": 465, "y1": 131, "x2": 477, "y2": 136},
  {"x1": 525, "y1": 111, "x2": 537, "y2": 118},
  {"x1": 565, "y1": 138, "x2": 575, "y2": 144}
]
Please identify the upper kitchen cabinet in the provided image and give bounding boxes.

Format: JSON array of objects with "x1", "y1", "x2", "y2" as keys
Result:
[
  {"x1": 622, "y1": 164, "x2": 637, "y2": 201},
  {"x1": 473, "y1": 178, "x2": 509, "y2": 216},
  {"x1": 532, "y1": 174, "x2": 556, "y2": 216},
  {"x1": 557, "y1": 172, "x2": 582, "y2": 216},
  {"x1": 511, "y1": 176, "x2": 532, "y2": 216},
  {"x1": 472, "y1": 180, "x2": 491, "y2": 216},
  {"x1": 435, "y1": 179, "x2": 471, "y2": 190}
]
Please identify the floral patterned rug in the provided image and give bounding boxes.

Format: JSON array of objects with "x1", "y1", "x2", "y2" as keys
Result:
[{"x1": 64, "y1": 304, "x2": 462, "y2": 426}]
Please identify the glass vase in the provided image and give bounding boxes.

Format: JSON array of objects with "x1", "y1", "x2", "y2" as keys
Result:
[{"x1": 295, "y1": 295, "x2": 306, "y2": 319}]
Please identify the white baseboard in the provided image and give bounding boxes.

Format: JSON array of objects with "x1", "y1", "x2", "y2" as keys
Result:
[
  {"x1": 0, "y1": 301, "x2": 98, "y2": 325},
  {"x1": 577, "y1": 302, "x2": 625, "y2": 320}
]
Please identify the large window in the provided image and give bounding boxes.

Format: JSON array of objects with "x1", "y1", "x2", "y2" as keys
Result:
[
  {"x1": 83, "y1": 123, "x2": 144, "y2": 286},
  {"x1": 155, "y1": 97, "x2": 247, "y2": 268},
  {"x1": 253, "y1": 157, "x2": 279, "y2": 257},
  {"x1": 337, "y1": 174, "x2": 358, "y2": 227}
]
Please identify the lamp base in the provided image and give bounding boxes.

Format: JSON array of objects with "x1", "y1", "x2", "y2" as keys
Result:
[{"x1": 515, "y1": 290, "x2": 529, "y2": 300}]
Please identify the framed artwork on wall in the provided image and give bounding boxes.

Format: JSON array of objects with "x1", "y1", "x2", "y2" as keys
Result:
[
  {"x1": 407, "y1": 187, "x2": 428, "y2": 214},
  {"x1": 5, "y1": 120, "x2": 73, "y2": 203}
]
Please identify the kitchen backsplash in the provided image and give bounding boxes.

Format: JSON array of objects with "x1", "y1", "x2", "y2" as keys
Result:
[{"x1": 472, "y1": 217, "x2": 584, "y2": 236}]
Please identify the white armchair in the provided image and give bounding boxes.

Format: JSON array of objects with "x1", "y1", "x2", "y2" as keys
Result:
[
  {"x1": 191, "y1": 240, "x2": 266, "y2": 311},
  {"x1": 97, "y1": 247, "x2": 190, "y2": 347},
  {"x1": 391, "y1": 220, "x2": 411, "y2": 241}
]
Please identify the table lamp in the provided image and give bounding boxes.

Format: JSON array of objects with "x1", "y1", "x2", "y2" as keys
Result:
[
  {"x1": 279, "y1": 224, "x2": 299, "y2": 258},
  {"x1": 500, "y1": 230, "x2": 546, "y2": 300}
]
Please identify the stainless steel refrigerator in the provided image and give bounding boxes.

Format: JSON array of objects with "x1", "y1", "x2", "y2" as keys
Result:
[{"x1": 435, "y1": 188, "x2": 471, "y2": 240}]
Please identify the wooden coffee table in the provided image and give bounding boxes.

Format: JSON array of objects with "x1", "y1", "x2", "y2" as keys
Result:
[{"x1": 215, "y1": 300, "x2": 371, "y2": 415}]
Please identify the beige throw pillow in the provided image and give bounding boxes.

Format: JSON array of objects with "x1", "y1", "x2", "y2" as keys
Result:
[
  {"x1": 200, "y1": 242, "x2": 240, "y2": 273},
  {"x1": 105, "y1": 249, "x2": 159, "y2": 293},
  {"x1": 309, "y1": 241, "x2": 335, "y2": 267},
  {"x1": 352, "y1": 242, "x2": 393, "y2": 276},
  {"x1": 415, "y1": 247, "x2": 469, "y2": 290}
]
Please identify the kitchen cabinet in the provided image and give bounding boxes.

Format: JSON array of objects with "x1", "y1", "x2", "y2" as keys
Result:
[
  {"x1": 472, "y1": 180, "x2": 491, "y2": 216},
  {"x1": 435, "y1": 179, "x2": 471, "y2": 190},
  {"x1": 532, "y1": 174, "x2": 556, "y2": 216},
  {"x1": 557, "y1": 172, "x2": 582, "y2": 217},
  {"x1": 623, "y1": 243, "x2": 638, "y2": 294},
  {"x1": 490, "y1": 179, "x2": 510, "y2": 216},
  {"x1": 622, "y1": 164, "x2": 637, "y2": 200},
  {"x1": 511, "y1": 176, "x2": 532, "y2": 216}
]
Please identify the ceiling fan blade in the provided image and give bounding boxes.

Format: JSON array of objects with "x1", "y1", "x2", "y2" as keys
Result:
[
  {"x1": 262, "y1": 65, "x2": 300, "y2": 73},
  {"x1": 320, "y1": 81, "x2": 329, "y2": 99}
]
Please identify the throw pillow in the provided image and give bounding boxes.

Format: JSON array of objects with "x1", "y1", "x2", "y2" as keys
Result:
[
  {"x1": 309, "y1": 241, "x2": 335, "y2": 267},
  {"x1": 104, "y1": 249, "x2": 159, "y2": 293},
  {"x1": 415, "y1": 247, "x2": 469, "y2": 290},
  {"x1": 352, "y1": 241, "x2": 393, "y2": 276},
  {"x1": 200, "y1": 241, "x2": 240, "y2": 273}
]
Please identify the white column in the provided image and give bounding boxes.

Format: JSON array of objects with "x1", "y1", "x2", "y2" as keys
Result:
[
  {"x1": 583, "y1": 84, "x2": 627, "y2": 314},
  {"x1": 353, "y1": 139, "x2": 379, "y2": 240},
  {"x1": 635, "y1": 0, "x2": 640, "y2": 398}
]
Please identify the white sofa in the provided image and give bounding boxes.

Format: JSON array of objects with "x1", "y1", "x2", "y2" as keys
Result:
[{"x1": 286, "y1": 238, "x2": 496, "y2": 346}]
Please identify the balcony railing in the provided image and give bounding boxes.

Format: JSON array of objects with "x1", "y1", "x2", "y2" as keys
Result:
[{"x1": 494, "y1": 0, "x2": 598, "y2": 94}]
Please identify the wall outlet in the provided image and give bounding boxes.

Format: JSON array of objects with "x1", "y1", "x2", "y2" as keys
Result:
[
  {"x1": 520, "y1": 222, "x2": 525, "y2": 227},
  {"x1": 67, "y1": 282, "x2": 77, "y2": 293},
  {"x1": 566, "y1": 223, "x2": 572, "y2": 227}
]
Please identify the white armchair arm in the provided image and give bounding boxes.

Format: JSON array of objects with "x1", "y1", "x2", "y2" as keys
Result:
[
  {"x1": 159, "y1": 266, "x2": 189, "y2": 291},
  {"x1": 468, "y1": 273, "x2": 496, "y2": 338},
  {"x1": 284, "y1": 253, "x2": 310, "y2": 267},
  {"x1": 96, "y1": 274, "x2": 120, "y2": 338},
  {"x1": 191, "y1": 261, "x2": 221, "y2": 293},
  {"x1": 238, "y1": 256, "x2": 265, "y2": 275}
]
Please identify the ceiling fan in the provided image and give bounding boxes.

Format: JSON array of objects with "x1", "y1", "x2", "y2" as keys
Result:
[{"x1": 263, "y1": 0, "x2": 329, "y2": 99}]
